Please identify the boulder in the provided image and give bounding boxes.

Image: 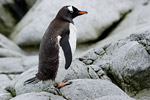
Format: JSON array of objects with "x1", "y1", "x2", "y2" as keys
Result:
[
  {"x1": 10, "y1": 92, "x2": 66, "y2": 100},
  {"x1": 0, "y1": 33, "x2": 24, "y2": 57},
  {"x1": 79, "y1": 29, "x2": 150, "y2": 94},
  {"x1": 10, "y1": 0, "x2": 133, "y2": 46},
  {"x1": 0, "y1": 74, "x2": 13, "y2": 100},
  {"x1": 59, "y1": 79, "x2": 133, "y2": 100}
]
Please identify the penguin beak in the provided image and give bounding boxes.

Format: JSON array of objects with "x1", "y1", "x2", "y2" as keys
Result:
[{"x1": 77, "y1": 11, "x2": 88, "y2": 15}]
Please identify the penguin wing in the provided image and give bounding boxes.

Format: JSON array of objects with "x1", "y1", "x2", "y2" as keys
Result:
[{"x1": 59, "y1": 33, "x2": 72, "y2": 69}]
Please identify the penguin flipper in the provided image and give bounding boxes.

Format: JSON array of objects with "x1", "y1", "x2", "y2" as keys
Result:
[
  {"x1": 59, "y1": 33, "x2": 72, "y2": 69},
  {"x1": 24, "y1": 77, "x2": 40, "y2": 86}
]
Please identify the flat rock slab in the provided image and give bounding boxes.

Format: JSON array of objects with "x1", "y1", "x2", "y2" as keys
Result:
[
  {"x1": 0, "y1": 56, "x2": 38, "y2": 74},
  {"x1": 0, "y1": 58, "x2": 24, "y2": 74},
  {"x1": 10, "y1": 92, "x2": 66, "y2": 100}
]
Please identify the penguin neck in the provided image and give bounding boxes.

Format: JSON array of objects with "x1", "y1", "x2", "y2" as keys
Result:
[{"x1": 55, "y1": 16, "x2": 74, "y2": 24}]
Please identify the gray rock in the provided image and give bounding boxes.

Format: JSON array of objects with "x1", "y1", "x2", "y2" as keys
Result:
[
  {"x1": 10, "y1": 92, "x2": 66, "y2": 100},
  {"x1": 0, "y1": 74, "x2": 13, "y2": 100},
  {"x1": 65, "y1": 57, "x2": 110, "y2": 81},
  {"x1": 13, "y1": 75, "x2": 133, "y2": 100},
  {"x1": 13, "y1": 66, "x2": 54, "y2": 95},
  {"x1": 0, "y1": 48, "x2": 23, "y2": 57},
  {"x1": 0, "y1": 33, "x2": 24, "y2": 57},
  {"x1": 60, "y1": 79, "x2": 132, "y2": 100},
  {"x1": 0, "y1": 74, "x2": 11, "y2": 87},
  {"x1": 10, "y1": 0, "x2": 133, "y2": 46},
  {"x1": 0, "y1": 92, "x2": 12, "y2": 100},
  {"x1": 95, "y1": 95, "x2": 135, "y2": 100},
  {"x1": 68, "y1": 28, "x2": 150, "y2": 95},
  {"x1": 22, "y1": 55, "x2": 38, "y2": 70},
  {"x1": 0, "y1": 56, "x2": 38, "y2": 74},
  {"x1": 0, "y1": 58, "x2": 24, "y2": 74},
  {"x1": 78, "y1": 30, "x2": 150, "y2": 94}
]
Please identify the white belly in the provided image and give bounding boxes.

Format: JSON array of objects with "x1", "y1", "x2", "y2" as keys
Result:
[
  {"x1": 55, "y1": 23, "x2": 77, "y2": 83},
  {"x1": 69, "y1": 23, "x2": 77, "y2": 54}
]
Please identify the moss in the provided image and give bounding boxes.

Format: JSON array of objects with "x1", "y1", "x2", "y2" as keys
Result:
[{"x1": 5, "y1": 86, "x2": 16, "y2": 97}]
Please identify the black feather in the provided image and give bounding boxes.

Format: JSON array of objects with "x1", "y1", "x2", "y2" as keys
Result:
[{"x1": 24, "y1": 77, "x2": 40, "y2": 86}]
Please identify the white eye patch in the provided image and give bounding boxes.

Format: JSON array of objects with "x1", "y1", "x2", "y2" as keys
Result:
[{"x1": 68, "y1": 6, "x2": 73, "y2": 13}]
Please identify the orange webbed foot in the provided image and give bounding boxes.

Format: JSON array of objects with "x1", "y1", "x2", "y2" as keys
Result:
[{"x1": 53, "y1": 81, "x2": 72, "y2": 89}]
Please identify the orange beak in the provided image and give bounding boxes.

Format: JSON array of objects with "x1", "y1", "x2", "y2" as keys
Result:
[{"x1": 77, "y1": 11, "x2": 88, "y2": 15}]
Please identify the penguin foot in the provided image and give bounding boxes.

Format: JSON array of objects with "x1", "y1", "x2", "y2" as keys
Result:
[{"x1": 53, "y1": 81, "x2": 72, "y2": 89}]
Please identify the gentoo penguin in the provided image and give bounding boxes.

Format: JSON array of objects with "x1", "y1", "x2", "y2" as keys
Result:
[{"x1": 24, "y1": 6, "x2": 87, "y2": 88}]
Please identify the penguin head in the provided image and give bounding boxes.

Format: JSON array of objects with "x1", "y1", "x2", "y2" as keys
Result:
[{"x1": 56, "y1": 6, "x2": 87, "y2": 22}]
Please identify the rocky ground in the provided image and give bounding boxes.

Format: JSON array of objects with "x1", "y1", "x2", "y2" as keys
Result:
[{"x1": 0, "y1": 0, "x2": 150, "y2": 100}]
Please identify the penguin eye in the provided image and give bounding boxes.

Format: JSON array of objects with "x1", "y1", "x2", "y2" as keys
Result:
[{"x1": 68, "y1": 6, "x2": 74, "y2": 13}]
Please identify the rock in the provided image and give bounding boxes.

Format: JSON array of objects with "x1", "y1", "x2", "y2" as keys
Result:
[
  {"x1": 0, "y1": 58, "x2": 24, "y2": 74},
  {"x1": 95, "y1": 95, "x2": 135, "y2": 100},
  {"x1": 10, "y1": 0, "x2": 133, "y2": 46},
  {"x1": 10, "y1": 92, "x2": 66, "y2": 100},
  {"x1": 0, "y1": 74, "x2": 11, "y2": 87},
  {"x1": 0, "y1": 56, "x2": 38, "y2": 74},
  {"x1": 13, "y1": 76, "x2": 133, "y2": 100},
  {"x1": 59, "y1": 79, "x2": 133, "y2": 100},
  {"x1": 85, "y1": 30, "x2": 150, "y2": 94},
  {"x1": 0, "y1": 74, "x2": 13, "y2": 100},
  {"x1": 0, "y1": 92, "x2": 12, "y2": 100},
  {"x1": 65, "y1": 54, "x2": 110, "y2": 81},
  {"x1": 0, "y1": 0, "x2": 16, "y2": 35},
  {"x1": 0, "y1": 48, "x2": 23, "y2": 57},
  {"x1": 21, "y1": 55, "x2": 38, "y2": 70},
  {"x1": 0, "y1": 33, "x2": 24, "y2": 57},
  {"x1": 13, "y1": 66, "x2": 54, "y2": 95}
]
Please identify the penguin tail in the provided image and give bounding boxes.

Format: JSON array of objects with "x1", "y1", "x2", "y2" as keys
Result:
[{"x1": 24, "y1": 77, "x2": 40, "y2": 86}]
